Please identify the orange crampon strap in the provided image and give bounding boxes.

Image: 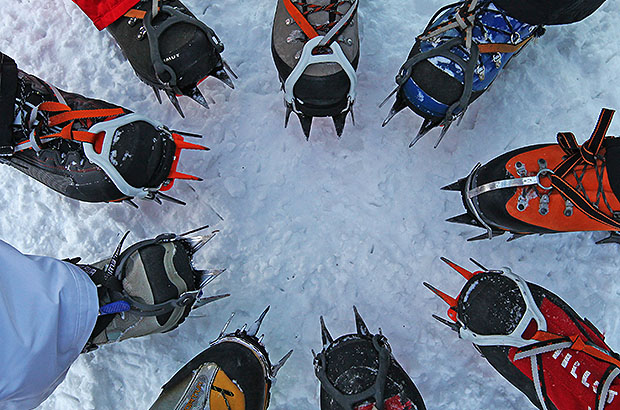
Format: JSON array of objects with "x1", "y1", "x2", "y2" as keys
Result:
[
  {"x1": 283, "y1": 0, "x2": 319, "y2": 39},
  {"x1": 15, "y1": 101, "x2": 125, "y2": 151}
]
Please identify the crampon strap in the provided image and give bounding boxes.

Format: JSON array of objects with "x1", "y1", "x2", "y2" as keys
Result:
[
  {"x1": 14, "y1": 101, "x2": 125, "y2": 152},
  {"x1": 283, "y1": 0, "x2": 356, "y2": 47},
  {"x1": 0, "y1": 53, "x2": 17, "y2": 156},
  {"x1": 547, "y1": 108, "x2": 620, "y2": 230},
  {"x1": 514, "y1": 330, "x2": 620, "y2": 410}
]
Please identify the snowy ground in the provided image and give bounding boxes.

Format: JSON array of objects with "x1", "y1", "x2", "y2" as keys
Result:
[{"x1": 1, "y1": 0, "x2": 620, "y2": 409}]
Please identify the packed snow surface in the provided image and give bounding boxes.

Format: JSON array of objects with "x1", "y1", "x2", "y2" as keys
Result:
[{"x1": 1, "y1": 0, "x2": 619, "y2": 409}]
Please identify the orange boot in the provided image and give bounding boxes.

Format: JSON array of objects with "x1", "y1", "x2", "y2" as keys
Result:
[{"x1": 445, "y1": 109, "x2": 620, "y2": 242}]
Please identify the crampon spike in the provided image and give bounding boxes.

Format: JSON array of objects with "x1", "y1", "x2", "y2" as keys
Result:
[
  {"x1": 469, "y1": 258, "x2": 488, "y2": 271},
  {"x1": 107, "y1": 231, "x2": 130, "y2": 279},
  {"x1": 409, "y1": 118, "x2": 437, "y2": 148},
  {"x1": 379, "y1": 86, "x2": 399, "y2": 109},
  {"x1": 247, "y1": 306, "x2": 270, "y2": 337},
  {"x1": 353, "y1": 305, "x2": 371, "y2": 336},
  {"x1": 432, "y1": 314, "x2": 460, "y2": 333},
  {"x1": 196, "y1": 269, "x2": 226, "y2": 288},
  {"x1": 284, "y1": 105, "x2": 293, "y2": 128},
  {"x1": 156, "y1": 191, "x2": 186, "y2": 206},
  {"x1": 218, "y1": 312, "x2": 235, "y2": 339},
  {"x1": 320, "y1": 316, "x2": 334, "y2": 346},
  {"x1": 179, "y1": 225, "x2": 210, "y2": 237},
  {"x1": 433, "y1": 120, "x2": 453, "y2": 149},
  {"x1": 440, "y1": 257, "x2": 475, "y2": 280},
  {"x1": 381, "y1": 96, "x2": 406, "y2": 127},
  {"x1": 171, "y1": 135, "x2": 209, "y2": 151},
  {"x1": 332, "y1": 112, "x2": 348, "y2": 137},
  {"x1": 151, "y1": 86, "x2": 163, "y2": 104},
  {"x1": 212, "y1": 65, "x2": 235, "y2": 89},
  {"x1": 446, "y1": 213, "x2": 482, "y2": 228},
  {"x1": 193, "y1": 293, "x2": 230, "y2": 309},
  {"x1": 272, "y1": 349, "x2": 294, "y2": 378},
  {"x1": 223, "y1": 60, "x2": 238, "y2": 79},
  {"x1": 185, "y1": 86, "x2": 210, "y2": 109},
  {"x1": 441, "y1": 179, "x2": 463, "y2": 191},
  {"x1": 596, "y1": 232, "x2": 620, "y2": 245},
  {"x1": 298, "y1": 113, "x2": 313, "y2": 140},
  {"x1": 423, "y1": 282, "x2": 457, "y2": 308},
  {"x1": 170, "y1": 129, "x2": 203, "y2": 139},
  {"x1": 183, "y1": 231, "x2": 218, "y2": 254},
  {"x1": 165, "y1": 90, "x2": 185, "y2": 118},
  {"x1": 124, "y1": 198, "x2": 139, "y2": 209},
  {"x1": 168, "y1": 171, "x2": 203, "y2": 182}
]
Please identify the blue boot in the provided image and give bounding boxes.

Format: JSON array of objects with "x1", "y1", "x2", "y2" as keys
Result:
[{"x1": 382, "y1": 0, "x2": 544, "y2": 148}]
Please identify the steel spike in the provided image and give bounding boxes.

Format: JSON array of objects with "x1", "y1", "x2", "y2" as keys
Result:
[
  {"x1": 247, "y1": 306, "x2": 270, "y2": 337},
  {"x1": 212, "y1": 66, "x2": 235, "y2": 89},
  {"x1": 107, "y1": 231, "x2": 130, "y2": 279},
  {"x1": 350, "y1": 107, "x2": 355, "y2": 126},
  {"x1": 382, "y1": 98, "x2": 406, "y2": 128},
  {"x1": 596, "y1": 232, "x2": 620, "y2": 245},
  {"x1": 332, "y1": 112, "x2": 347, "y2": 137},
  {"x1": 423, "y1": 282, "x2": 457, "y2": 307},
  {"x1": 169, "y1": 170, "x2": 203, "y2": 181},
  {"x1": 440, "y1": 257, "x2": 475, "y2": 280},
  {"x1": 284, "y1": 105, "x2": 293, "y2": 128},
  {"x1": 151, "y1": 86, "x2": 163, "y2": 104},
  {"x1": 507, "y1": 233, "x2": 530, "y2": 242},
  {"x1": 446, "y1": 213, "x2": 482, "y2": 228},
  {"x1": 353, "y1": 305, "x2": 371, "y2": 336},
  {"x1": 433, "y1": 120, "x2": 453, "y2": 149},
  {"x1": 156, "y1": 191, "x2": 186, "y2": 206},
  {"x1": 153, "y1": 196, "x2": 162, "y2": 205},
  {"x1": 298, "y1": 113, "x2": 313, "y2": 140},
  {"x1": 320, "y1": 316, "x2": 334, "y2": 347},
  {"x1": 432, "y1": 314, "x2": 460, "y2": 332},
  {"x1": 469, "y1": 258, "x2": 488, "y2": 271},
  {"x1": 183, "y1": 232, "x2": 218, "y2": 254},
  {"x1": 409, "y1": 118, "x2": 436, "y2": 148},
  {"x1": 467, "y1": 231, "x2": 504, "y2": 242},
  {"x1": 258, "y1": 334, "x2": 265, "y2": 344},
  {"x1": 441, "y1": 179, "x2": 463, "y2": 191},
  {"x1": 165, "y1": 90, "x2": 185, "y2": 118},
  {"x1": 185, "y1": 86, "x2": 210, "y2": 109},
  {"x1": 180, "y1": 225, "x2": 210, "y2": 237},
  {"x1": 272, "y1": 349, "x2": 293, "y2": 377},
  {"x1": 222, "y1": 60, "x2": 238, "y2": 79},
  {"x1": 193, "y1": 293, "x2": 230, "y2": 309},
  {"x1": 379, "y1": 86, "x2": 399, "y2": 109},
  {"x1": 170, "y1": 129, "x2": 203, "y2": 139},
  {"x1": 240, "y1": 324, "x2": 247, "y2": 333},
  {"x1": 197, "y1": 269, "x2": 226, "y2": 288},
  {"x1": 125, "y1": 199, "x2": 139, "y2": 209},
  {"x1": 219, "y1": 312, "x2": 235, "y2": 338}
]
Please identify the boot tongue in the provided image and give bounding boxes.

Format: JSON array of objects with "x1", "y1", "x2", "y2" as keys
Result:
[
  {"x1": 458, "y1": 273, "x2": 526, "y2": 336},
  {"x1": 110, "y1": 121, "x2": 175, "y2": 188}
]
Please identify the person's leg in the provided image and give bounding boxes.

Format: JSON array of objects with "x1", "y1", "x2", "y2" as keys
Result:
[
  {"x1": 72, "y1": 0, "x2": 139, "y2": 30},
  {"x1": 493, "y1": 0, "x2": 607, "y2": 25}
]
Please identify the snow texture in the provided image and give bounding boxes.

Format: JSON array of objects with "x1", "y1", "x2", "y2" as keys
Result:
[{"x1": 0, "y1": 0, "x2": 618, "y2": 409}]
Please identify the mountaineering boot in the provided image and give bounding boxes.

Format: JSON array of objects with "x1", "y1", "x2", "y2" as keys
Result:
[
  {"x1": 314, "y1": 307, "x2": 427, "y2": 410},
  {"x1": 444, "y1": 108, "x2": 620, "y2": 243},
  {"x1": 426, "y1": 257, "x2": 620, "y2": 410},
  {"x1": 149, "y1": 307, "x2": 293, "y2": 410},
  {"x1": 106, "y1": 0, "x2": 236, "y2": 117},
  {"x1": 381, "y1": 0, "x2": 543, "y2": 148},
  {"x1": 0, "y1": 52, "x2": 207, "y2": 205},
  {"x1": 79, "y1": 228, "x2": 228, "y2": 352},
  {"x1": 272, "y1": 0, "x2": 359, "y2": 139}
]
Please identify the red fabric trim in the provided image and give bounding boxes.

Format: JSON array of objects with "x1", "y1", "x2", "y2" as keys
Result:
[{"x1": 72, "y1": 0, "x2": 141, "y2": 30}]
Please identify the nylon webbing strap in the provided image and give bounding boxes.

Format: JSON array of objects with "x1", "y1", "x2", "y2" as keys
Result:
[
  {"x1": 548, "y1": 109, "x2": 620, "y2": 230},
  {"x1": 477, "y1": 36, "x2": 533, "y2": 54},
  {"x1": 283, "y1": 0, "x2": 319, "y2": 39},
  {"x1": 0, "y1": 53, "x2": 17, "y2": 156}
]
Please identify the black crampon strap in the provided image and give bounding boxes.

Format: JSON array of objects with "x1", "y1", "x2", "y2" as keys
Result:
[
  {"x1": 549, "y1": 108, "x2": 620, "y2": 230},
  {"x1": 315, "y1": 334, "x2": 390, "y2": 410},
  {"x1": 0, "y1": 53, "x2": 17, "y2": 156}
]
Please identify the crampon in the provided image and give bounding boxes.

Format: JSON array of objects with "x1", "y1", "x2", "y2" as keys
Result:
[
  {"x1": 380, "y1": 0, "x2": 543, "y2": 148},
  {"x1": 425, "y1": 257, "x2": 620, "y2": 410},
  {"x1": 107, "y1": 0, "x2": 237, "y2": 117},
  {"x1": 444, "y1": 108, "x2": 620, "y2": 243},
  {"x1": 314, "y1": 307, "x2": 426, "y2": 410},
  {"x1": 1, "y1": 52, "x2": 207, "y2": 206},
  {"x1": 79, "y1": 227, "x2": 228, "y2": 351},
  {"x1": 272, "y1": 0, "x2": 359, "y2": 139},
  {"x1": 149, "y1": 306, "x2": 293, "y2": 410}
]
